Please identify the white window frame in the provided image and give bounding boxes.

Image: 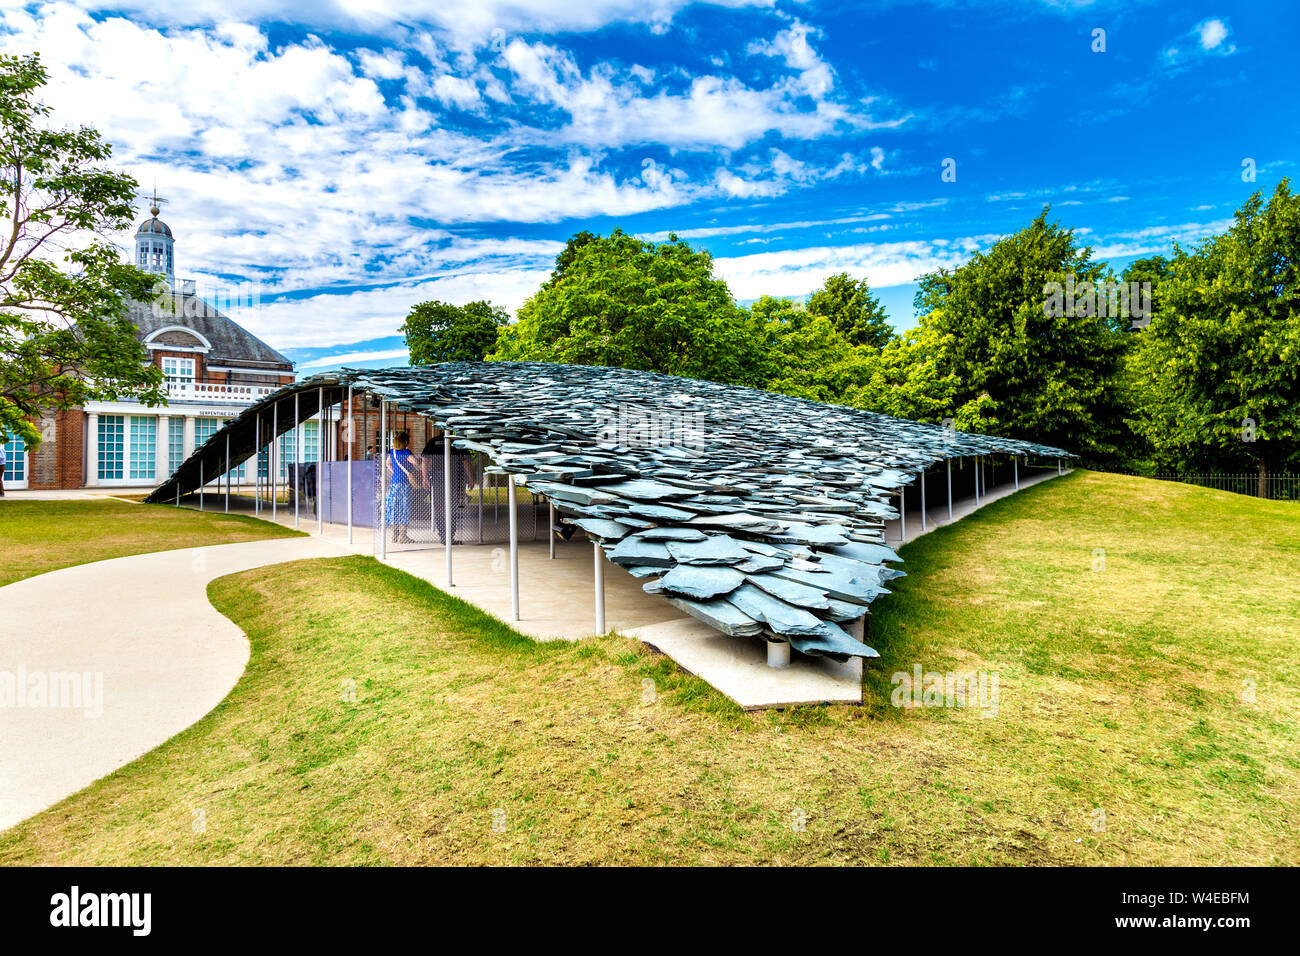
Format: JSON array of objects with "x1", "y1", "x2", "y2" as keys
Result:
[
  {"x1": 2, "y1": 435, "x2": 26, "y2": 489},
  {"x1": 162, "y1": 356, "x2": 196, "y2": 384},
  {"x1": 128, "y1": 416, "x2": 157, "y2": 481}
]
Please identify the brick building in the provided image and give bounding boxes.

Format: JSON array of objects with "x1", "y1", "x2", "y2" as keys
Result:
[{"x1": 1, "y1": 204, "x2": 295, "y2": 490}]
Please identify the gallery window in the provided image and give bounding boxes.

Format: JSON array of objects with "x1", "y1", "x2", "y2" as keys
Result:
[
  {"x1": 97, "y1": 415, "x2": 124, "y2": 480},
  {"x1": 128, "y1": 416, "x2": 157, "y2": 480},
  {"x1": 162, "y1": 356, "x2": 195, "y2": 384},
  {"x1": 2, "y1": 435, "x2": 24, "y2": 483}
]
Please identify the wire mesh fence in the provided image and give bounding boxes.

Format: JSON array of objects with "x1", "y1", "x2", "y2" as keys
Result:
[
  {"x1": 1137, "y1": 473, "x2": 1299, "y2": 501},
  {"x1": 370, "y1": 451, "x2": 539, "y2": 553}
]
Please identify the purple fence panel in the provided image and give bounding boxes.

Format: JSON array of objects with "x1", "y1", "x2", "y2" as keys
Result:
[{"x1": 319, "y1": 459, "x2": 378, "y2": 528}]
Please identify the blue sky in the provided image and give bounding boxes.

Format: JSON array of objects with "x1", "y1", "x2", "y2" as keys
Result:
[{"x1": 5, "y1": 0, "x2": 1296, "y2": 373}]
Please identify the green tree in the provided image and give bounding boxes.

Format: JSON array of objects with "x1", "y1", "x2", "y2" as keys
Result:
[
  {"x1": 749, "y1": 293, "x2": 807, "y2": 330},
  {"x1": 402, "y1": 299, "x2": 510, "y2": 365},
  {"x1": 0, "y1": 53, "x2": 164, "y2": 492},
  {"x1": 1121, "y1": 255, "x2": 1171, "y2": 326},
  {"x1": 751, "y1": 295, "x2": 879, "y2": 404},
  {"x1": 491, "y1": 229, "x2": 767, "y2": 386},
  {"x1": 1127, "y1": 179, "x2": 1300, "y2": 490},
  {"x1": 911, "y1": 208, "x2": 1128, "y2": 460},
  {"x1": 807, "y1": 272, "x2": 894, "y2": 348},
  {"x1": 871, "y1": 325, "x2": 999, "y2": 430},
  {"x1": 546, "y1": 230, "x2": 598, "y2": 287},
  {"x1": 746, "y1": 293, "x2": 997, "y2": 428}
]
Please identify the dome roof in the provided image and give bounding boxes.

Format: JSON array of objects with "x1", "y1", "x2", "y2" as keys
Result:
[{"x1": 137, "y1": 216, "x2": 173, "y2": 238}]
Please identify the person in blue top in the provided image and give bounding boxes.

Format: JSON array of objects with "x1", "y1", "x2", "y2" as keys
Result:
[{"x1": 385, "y1": 430, "x2": 416, "y2": 544}]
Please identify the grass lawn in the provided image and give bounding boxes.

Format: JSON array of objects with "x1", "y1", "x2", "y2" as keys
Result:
[
  {"x1": 2, "y1": 471, "x2": 1297, "y2": 865},
  {"x1": 0, "y1": 499, "x2": 302, "y2": 586}
]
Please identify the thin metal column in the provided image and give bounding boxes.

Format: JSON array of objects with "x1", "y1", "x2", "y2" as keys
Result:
[
  {"x1": 548, "y1": 502, "x2": 555, "y2": 559},
  {"x1": 272, "y1": 402, "x2": 278, "y2": 522},
  {"x1": 318, "y1": 386, "x2": 325, "y2": 536},
  {"x1": 1057, "y1": 456, "x2": 1062, "y2": 475},
  {"x1": 974, "y1": 454, "x2": 980, "y2": 506},
  {"x1": 593, "y1": 540, "x2": 606, "y2": 634},
  {"x1": 477, "y1": 456, "x2": 483, "y2": 544},
  {"x1": 920, "y1": 469, "x2": 927, "y2": 532},
  {"x1": 899, "y1": 485, "x2": 906, "y2": 543},
  {"x1": 379, "y1": 400, "x2": 387, "y2": 559},
  {"x1": 255, "y1": 413, "x2": 261, "y2": 516},
  {"x1": 947, "y1": 458, "x2": 953, "y2": 521},
  {"x1": 444, "y1": 433, "x2": 453, "y2": 586},
  {"x1": 346, "y1": 386, "x2": 353, "y2": 545},
  {"x1": 1014, "y1": 456, "x2": 1019, "y2": 490},
  {"x1": 327, "y1": 391, "x2": 336, "y2": 460},
  {"x1": 294, "y1": 392, "x2": 301, "y2": 529},
  {"x1": 224, "y1": 433, "x2": 230, "y2": 513},
  {"x1": 199, "y1": 461, "x2": 204, "y2": 511},
  {"x1": 508, "y1": 476, "x2": 519, "y2": 621}
]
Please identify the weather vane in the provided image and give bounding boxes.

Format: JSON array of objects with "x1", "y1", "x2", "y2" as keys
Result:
[{"x1": 144, "y1": 184, "x2": 167, "y2": 218}]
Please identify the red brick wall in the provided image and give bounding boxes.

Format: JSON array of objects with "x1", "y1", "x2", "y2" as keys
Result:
[
  {"x1": 149, "y1": 349, "x2": 293, "y2": 387},
  {"x1": 331, "y1": 396, "x2": 435, "y2": 460},
  {"x1": 26, "y1": 408, "x2": 85, "y2": 490}
]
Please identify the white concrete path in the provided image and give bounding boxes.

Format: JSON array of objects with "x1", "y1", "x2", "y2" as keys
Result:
[
  {"x1": 884, "y1": 466, "x2": 1065, "y2": 546},
  {"x1": 0, "y1": 535, "x2": 347, "y2": 832}
]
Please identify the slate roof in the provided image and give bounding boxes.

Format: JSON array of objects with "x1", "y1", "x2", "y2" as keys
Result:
[
  {"x1": 146, "y1": 362, "x2": 1075, "y2": 659},
  {"x1": 128, "y1": 295, "x2": 293, "y2": 370}
]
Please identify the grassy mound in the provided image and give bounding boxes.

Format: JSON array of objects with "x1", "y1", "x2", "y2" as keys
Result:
[
  {"x1": 0, "y1": 499, "x2": 301, "y2": 586},
  {"x1": 2, "y1": 471, "x2": 1296, "y2": 865}
]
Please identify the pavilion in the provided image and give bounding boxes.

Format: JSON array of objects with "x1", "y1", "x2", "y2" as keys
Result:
[{"x1": 146, "y1": 362, "x2": 1074, "y2": 699}]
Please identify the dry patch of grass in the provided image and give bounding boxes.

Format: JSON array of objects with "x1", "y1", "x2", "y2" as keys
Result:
[
  {"x1": 0, "y1": 499, "x2": 301, "y2": 585},
  {"x1": 1, "y1": 471, "x2": 1296, "y2": 865}
]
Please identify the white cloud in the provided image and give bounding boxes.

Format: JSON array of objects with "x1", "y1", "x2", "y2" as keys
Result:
[
  {"x1": 431, "y1": 73, "x2": 482, "y2": 109},
  {"x1": 498, "y1": 34, "x2": 885, "y2": 149},
  {"x1": 0, "y1": 2, "x2": 971, "y2": 356},
  {"x1": 2, "y1": 5, "x2": 768, "y2": 293},
  {"x1": 1088, "y1": 218, "x2": 1234, "y2": 258},
  {"x1": 356, "y1": 47, "x2": 407, "y2": 80},
  {"x1": 639, "y1": 212, "x2": 892, "y2": 242},
  {"x1": 708, "y1": 147, "x2": 881, "y2": 199},
  {"x1": 747, "y1": 20, "x2": 835, "y2": 99},
  {"x1": 713, "y1": 235, "x2": 998, "y2": 300},
  {"x1": 65, "y1": 0, "x2": 781, "y2": 46},
  {"x1": 0, "y1": 2, "x2": 890, "y2": 301},
  {"x1": 1163, "y1": 17, "x2": 1237, "y2": 69},
  {"x1": 299, "y1": 347, "x2": 410, "y2": 368},
  {"x1": 1197, "y1": 18, "x2": 1230, "y2": 51},
  {"x1": 230, "y1": 266, "x2": 554, "y2": 350}
]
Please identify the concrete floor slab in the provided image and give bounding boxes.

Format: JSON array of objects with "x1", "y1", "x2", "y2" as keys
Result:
[
  {"x1": 627, "y1": 617, "x2": 863, "y2": 710},
  {"x1": 381, "y1": 535, "x2": 684, "y2": 641},
  {"x1": 883, "y1": 466, "x2": 1066, "y2": 545}
]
